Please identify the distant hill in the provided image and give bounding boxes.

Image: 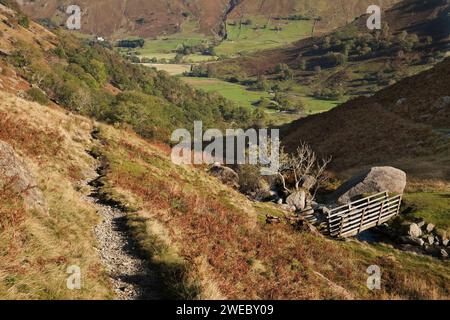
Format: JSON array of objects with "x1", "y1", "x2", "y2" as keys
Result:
[
  {"x1": 17, "y1": 0, "x2": 400, "y2": 39},
  {"x1": 210, "y1": 0, "x2": 450, "y2": 98},
  {"x1": 281, "y1": 57, "x2": 450, "y2": 185},
  {"x1": 228, "y1": 0, "x2": 400, "y2": 33}
]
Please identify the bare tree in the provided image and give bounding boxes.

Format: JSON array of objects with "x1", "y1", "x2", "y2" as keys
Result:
[{"x1": 277, "y1": 142, "x2": 331, "y2": 200}]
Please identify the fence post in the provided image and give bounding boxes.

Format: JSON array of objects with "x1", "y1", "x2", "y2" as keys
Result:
[
  {"x1": 339, "y1": 215, "x2": 345, "y2": 237},
  {"x1": 377, "y1": 201, "x2": 385, "y2": 226},
  {"x1": 359, "y1": 208, "x2": 367, "y2": 233}
]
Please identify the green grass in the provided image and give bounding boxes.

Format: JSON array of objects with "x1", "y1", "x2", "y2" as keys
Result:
[
  {"x1": 181, "y1": 77, "x2": 270, "y2": 109},
  {"x1": 184, "y1": 54, "x2": 218, "y2": 63},
  {"x1": 143, "y1": 63, "x2": 191, "y2": 75},
  {"x1": 215, "y1": 17, "x2": 313, "y2": 57},
  {"x1": 140, "y1": 52, "x2": 177, "y2": 60},
  {"x1": 136, "y1": 20, "x2": 209, "y2": 60},
  {"x1": 137, "y1": 17, "x2": 312, "y2": 60},
  {"x1": 301, "y1": 96, "x2": 343, "y2": 114},
  {"x1": 180, "y1": 77, "x2": 304, "y2": 125},
  {"x1": 403, "y1": 192, "x2": 450, "y2": 232},
  {"x1": 180, "y1": 77, "x2": 344, "y2": 125}
]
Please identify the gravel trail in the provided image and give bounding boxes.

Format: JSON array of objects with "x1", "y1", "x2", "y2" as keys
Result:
[{"x1": 84, "y1": 130, "x2": 162, "y2": 300}]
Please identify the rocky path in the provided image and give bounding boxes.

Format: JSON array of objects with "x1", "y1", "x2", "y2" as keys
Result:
[{"x1": 84, "y1": 131, "x2": 163, "y2": 300}]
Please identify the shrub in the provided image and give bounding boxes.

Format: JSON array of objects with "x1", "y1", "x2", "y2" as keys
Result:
[
  {"x1": 237, "y1": 164, "x2": 264, "y2": 196},
  {"x1": 116, "y1": 39, "x2": 145, "y2": 48},
  {"x1": 26, "y1": 87, "x2": 50, "y2": 105},
  {"x1": 17, "y1": 15, "x2": 30, "y2": 28}
]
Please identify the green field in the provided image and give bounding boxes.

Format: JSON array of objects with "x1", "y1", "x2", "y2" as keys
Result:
[
  {"x1": 181, "y1": 77, "x2": 343, "y2": 115},
  {"x1": 403, "y1": 192, "x2": 450, "y2": 232},
  {"x1": 181, "y1": 77, "x2": 300, "y2": 125},
  {"x1": 301, "y1": 96, "x2": 343, "y2": 114},
  {"x1": 215, "y1": 17, "x2": 313, "y2": 57},
  {"x1": 143, "y1": 63, "x2": 191, "y2": 75},
  {"x1": 136, "y1": 16, "x2": 313, "y2": 61},
  {"x1": 135, "y1": 19, "x2": 209, "y2": 61},
  {"x1": 184, "y1": 54, "x2": 218, "y2": 63},
  {"x1": 181, "y1": 77, "x2": 270, "y2": 108}
]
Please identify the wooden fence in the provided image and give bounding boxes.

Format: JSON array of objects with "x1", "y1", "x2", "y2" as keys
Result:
[{"x1": 327, "y1": 191, "x2": 402, "y2": 238}]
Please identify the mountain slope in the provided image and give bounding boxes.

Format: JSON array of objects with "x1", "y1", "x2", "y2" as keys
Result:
[
  {"x1": 3, "y1": 86, "x2": 449, "y2": 300},
  {"x1": 0, "y1": 3, "x2": 262, "y2": 140},
  {"x1": 18, "y1": 0, "x2": 401, "y2": 39},
  {"x1": 0, "y1": 2, "x2": 449, "y2": 300},
  {"x1": 281, "y1": 57, "x2": 450, "y2": 188},
  {"x1": 210, "y1": 0, "x2": 449, "y2": 97},
  {"x1": 228, "y1": 0, "x2": 399, "y2": 33}
]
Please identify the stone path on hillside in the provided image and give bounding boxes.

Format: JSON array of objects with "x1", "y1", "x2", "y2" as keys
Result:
[{"x1": 84, "y1": 130, "x2": 163, "y2": 300}]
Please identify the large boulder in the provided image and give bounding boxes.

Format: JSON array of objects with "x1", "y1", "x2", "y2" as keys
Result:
[
  {"x1": 330, "y1": 167, "x2": 406, "y2": 204},
  {"x1": 0, "y1": 141, "x2": 47, "y2": 213},
  {"x1": 208, "y1": 163, "x2": 239, "y2": 189},
  {"x1": 286, "y1": 190, "x2": 307, "y2": 211}
]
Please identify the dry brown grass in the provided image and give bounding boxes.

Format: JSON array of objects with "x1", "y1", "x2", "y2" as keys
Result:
[
  {"x1": 0, "y1": 92, "x2": 112, "y2": 299},
  {"x1": 97, "y1": 122, "x2": 450, "y2": 300},
  {"x1": 97, "y1": 128, "x2": 407, "y2": 299}
]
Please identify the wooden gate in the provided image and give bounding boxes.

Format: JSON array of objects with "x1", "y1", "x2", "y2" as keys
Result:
[{"x1": 327, "y1": 191, "x2": 402, "y2": 238}]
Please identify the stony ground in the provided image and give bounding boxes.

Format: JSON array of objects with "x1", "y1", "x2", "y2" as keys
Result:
[
  {"x1": 89, "y1": 191, "x2": 162, "y2": 300},
  {"x1": 83, "y1": 140, "x2": 162, "y2": 300}
]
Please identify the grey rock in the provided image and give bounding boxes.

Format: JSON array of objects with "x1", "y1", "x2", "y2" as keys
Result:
[
  {"x1": 396, "y1": 98, "x2": 407, "y2": 105},
  {"x1": 442, "y1": 239, "x2": 449, "y2": 247},
  {"x1": 208, "y1": 163, "x2": 239, "y2": 188},
  {"x1": 425, "y1": 223, "x2": 435, "y2": 233},
  {"x1": 435, "y1": 236, "x2": 441, "y2": 246},
  {"x1": 403, "y1": 223, "x2": 422, "y2": 238},
  {"x1": 400, "y1": 236, "x2": 424, "y2": 246},
  {"x1": 440, "y1": 249, "x2": 449, "y2": 259},
  {"x1": 417, "y1": 220, "x2": 426, "y2": 228},
  {"x1": 299, "y1": 207, "x2": 315, "y2": 217},
  {"x1": 426, "y1": 236, "x2": 435, "y2": 245},
  {"x1": 400, "y1": 244, "x2": 423, "y2": 254},
  {"x1": 308, "y1": 201, "x2": 319, "y2": 209},
  {"x1": 329, "y1": 167, "x2": 407, "y2": 205},
  {"x1": 0, "y1": 140, "x2": 47, "y2": 213},
  {"x1": 286, "y1": 190, "x2": 307, "y2": 211},
  {"x1": 424, "y1": 245, "x2": 439, "y2": 255},
  {"x1": 279, "y1": 204, "x2": 296, "y2": 212}
]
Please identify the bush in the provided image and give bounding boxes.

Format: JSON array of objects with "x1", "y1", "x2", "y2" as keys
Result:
[
  {"x1": 17, "y1": 15, "x2": 30, "y2": 28},
  {"x1": 26, "y1": 87, "x2": 50, "y2": 105},
  {"x1": 116, "y1": 39, "x2": 145, "y2": 48},
  {"x1": 237, "y1": 164, "x2": 264, "y2": 196}
]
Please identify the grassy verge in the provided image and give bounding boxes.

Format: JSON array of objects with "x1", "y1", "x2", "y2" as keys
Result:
[
  {"x1": 402, "y1": 192, "x2": 450, "y2": 233},
  {"x1": 126, "y1": 213, "x2": 201, "y2": 299}
]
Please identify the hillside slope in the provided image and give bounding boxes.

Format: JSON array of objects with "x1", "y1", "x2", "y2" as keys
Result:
[
  {"x1": 228, "y1": 0, "x2": 399, "y2": 33},
  {"x1": 18, "y1": 0, "x2": 401, "y2": 39},
  {"x1": 3, "y1": 88, "x2": 449, "y2": 299},
  {"x1": 0, "y1": 2, "x2": 449, "y2": 300},
  {"x1": 282, "y1": 57, "x2": 450, "y2": 188},
  {"x1": 0, "y1": 3, "x2": 262, "y2": 140},
  {"x1": 210, "y1": 0, "x2": 449, "y2": 97}
]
